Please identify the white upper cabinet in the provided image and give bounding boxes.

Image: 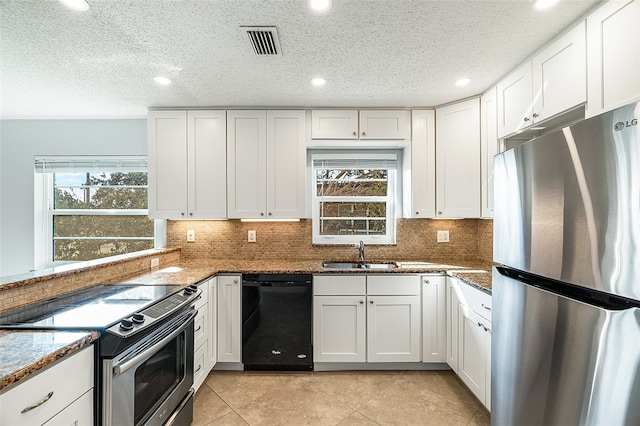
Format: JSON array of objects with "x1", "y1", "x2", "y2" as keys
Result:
[
  {"x1": 148, "y1": 110, "x2": 227, "y2": 219},
  {"x1": 586, "y1": 0, "x2": 640, "y2": 118},
  {"x1": 409, "y1": 110, "x2": 436, "y2": 218},
  {"x1": 480, "y1": 87, "x2": 498, "y2": 218},
  {"x1": 359, "y1": 110, "x2": 411, "y2": 139},
  {"x1": 436, "y1": 98, "x2": 481, "y2": 218},
  {"x1": 227, "y1": 110, "x2": 306, "y2": 219},
  {"x1": 266, "y1": 110, "x2": 307, "y2": 219},
  {"x1": 497, "y1": 21, "x2": 586, "y2": 138},
  {"x1": 148, "y1": 111, "x2": 188, "y2": 219},
  {"x1": 311, "y1": 110, "x2": 410, "y2": 140},
  {"x1": 311, "y1": 110, "x2": 359, "y2": 139},
  {"x1": 187, "y1": 111, "x2": 227, "y2": 218}
]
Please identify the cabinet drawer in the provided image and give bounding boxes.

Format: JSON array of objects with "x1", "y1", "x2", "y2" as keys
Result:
[
  {"x1": 194, "y1": 304, "x2": 208, "y2": 350},
  {"x1": 313, "y1": 275, "x2": 366, "y2": 295},
  {"x1": 0, "y1": 346, "x2": 94, "y2": 426},
  {"x1": 193, "y1": 342, "x2": 208, "y2": 392},
  {"x1": 42, "y1": 389, "x2": 93, "y2": 426},
  {"x1": 458, "y1": 280, "x2": 492, "y2": 321},
  {"x1": 194, "y1": 281, "x2": 209, "y2": 310},
  {"x1": 367, "y1": 275, "x2": 420, "y2": 295}
]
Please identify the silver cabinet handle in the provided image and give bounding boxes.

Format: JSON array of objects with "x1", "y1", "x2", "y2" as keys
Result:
[
  {"x1": 195, "y1": 325, "x2": 202, "y2": 332},
  {"x1": 533, "y1": 113, "x2": 539, "y2": 118},
  {"x1": 268, "y1": 212, "x2": 272, "y2": 216},
  {"x1": 415, "y1": 211, "x2": 419, "y2": 215},
  {"x1": 189, "y1": 212, "x2": 193, "y2": 216},
  {"x1": 195, "y1": 364, "x2": 202, "y2": 373},
  {"x1": 362, "y1": 131, "x2": 366, "y2": 136},
  {"x1": 21, "y1": 392, "x2": 54, "y2": 414},
  {"x1": 359, "y1": 300, "x2": 364, "y2": 304},
  {"x1": 524, "y1": 117, "x2": 530, "y2": 122},
  {"x1": 233, "y1": 279, "x2": 238, "y2": 284},
  {"x1": 438, "y1": 211, "x2": 442, "y2": 215},
  {"x1": 482, "y1": 304, "x2": 491, "y2": 311},
  {"x1": 424, "y1": 280, "x2": 430, "y2": 284},
  {"x1": 369, "y1": 300, "x2": 374, "y2": 304},
  {"x1": 352, "y1": 131, "x2": 357, "y2": 136},
  {"x1": 181, "y1": 212, "x2": 185, "y2": 216},
  {"x1": 260, "y1": 212, "x2": 264, "y2": 216},
  {"x1": 477, "y1": 322, "x2": 483, "y2": 328}
]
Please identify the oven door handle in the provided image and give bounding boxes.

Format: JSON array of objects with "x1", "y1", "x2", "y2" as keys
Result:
[{"x1": 113, "y1": 309, "x2": 196, "y2": 376}]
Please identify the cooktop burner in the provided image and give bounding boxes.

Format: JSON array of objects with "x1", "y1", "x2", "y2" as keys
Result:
[{"x1": 0, "y1": 284, "x2": 181, "y2": 330}]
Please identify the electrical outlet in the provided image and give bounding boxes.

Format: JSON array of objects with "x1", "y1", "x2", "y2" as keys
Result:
[
  {"x1": 150, "y1": 258, "x2": 160, "y2": 268},
  {"x1": 187, "y1": 230, "x2": 196, "y2": 242},
  {"x1": 437, "y1": 230, "x2": 450, "y2": 243},
  {"x1": 248, "y1": 230, "x2": 257, "y2": 243}
]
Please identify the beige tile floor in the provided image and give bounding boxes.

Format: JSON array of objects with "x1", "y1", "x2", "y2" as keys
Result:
[{"x1": 193, "y1": 370, "x2": 491, "y2": 426}]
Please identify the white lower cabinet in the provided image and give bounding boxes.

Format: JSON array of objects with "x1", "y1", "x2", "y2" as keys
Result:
[
  {"x1": 422, "y1": 275, "x2": 446, "y2": 363},
  {"x1": 217, "y1": 274, "x2": 242, "y2": 363},
  {"x1": 448, "y1": 277, "x2": 491, "y2": 411},
  {"x1": 193, "y1": 278, "x2": 215, "y2": 392},
  {"x1": 313, "y1": 274, "x2": 421, "y2": 363},
  {"x1": 0, "y1": 346, "x2": 94, "y2": 426}
]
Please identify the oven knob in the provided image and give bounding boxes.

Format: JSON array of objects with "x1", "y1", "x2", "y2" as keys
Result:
[
  {"x1": 183, "y1": 288, "x2": 194, "y2": 296},
  {"x1": 132, "y1": 313, "x2": 145, "y2": 324},
  {"x1": 119, "y1": 319, "x2": 134, "y2": 331},
  {"x1": 187, "y1": 285, "x2": 198, "y2": 292}
]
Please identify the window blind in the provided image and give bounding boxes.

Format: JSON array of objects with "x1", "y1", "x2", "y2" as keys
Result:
[
  {"x1": 312, "y1": 153, "x2": 397, "y2": 170},
  {"x1": 34, "y1": 156, "x2": 148, "y2": 173}
]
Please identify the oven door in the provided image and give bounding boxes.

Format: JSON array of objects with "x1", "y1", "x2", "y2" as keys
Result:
[{"x1": 103, "y1": 308, "x2": 195, "y2": 426}]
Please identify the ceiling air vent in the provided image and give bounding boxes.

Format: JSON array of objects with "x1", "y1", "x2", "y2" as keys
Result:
[{"x1": 241, "y1": 26, "x2": 282, "y2": 56}]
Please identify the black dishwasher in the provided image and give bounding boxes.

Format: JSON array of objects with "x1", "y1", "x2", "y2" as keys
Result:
[{"x1": 242, "y1": 273, "x2": 313, "y2": 371}]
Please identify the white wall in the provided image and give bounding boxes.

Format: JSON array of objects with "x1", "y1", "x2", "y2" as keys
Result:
[{"x1": 0, "y1": 119, "x2": 146, "y2": 277}]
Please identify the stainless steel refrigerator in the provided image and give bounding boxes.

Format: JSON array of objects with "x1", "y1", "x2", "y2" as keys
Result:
[{"x1": 492, "y1": 101, "x2": 640, "y2": 425}]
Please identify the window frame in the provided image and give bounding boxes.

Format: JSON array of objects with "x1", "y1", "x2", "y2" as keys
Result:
[
  {"x1": 34, "y1": 157, "x2": 163, "y2": 268},
  {"x1": 311, "y1": 152, "x2": 398, "y2": 245}
]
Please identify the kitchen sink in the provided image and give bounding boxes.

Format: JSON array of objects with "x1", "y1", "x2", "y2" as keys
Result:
[{"x1": 322, "y1": 261, "x2": 398, "y2": 270}]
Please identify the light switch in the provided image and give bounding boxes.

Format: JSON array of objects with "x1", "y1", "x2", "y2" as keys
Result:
[
  {"x1": 248, "y1": 230, "x2": 257, "y2": 243},
  {"x1": 187, "y1": 230, "x2": 196, "y2": 242},
  {"x1": 437, "y1": 230, "x2": 450, "y2": 243}
]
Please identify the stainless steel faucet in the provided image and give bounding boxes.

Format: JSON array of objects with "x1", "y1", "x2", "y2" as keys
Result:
[{"x1": 358, "y1": 240, "x2": 365, "y2": 262}]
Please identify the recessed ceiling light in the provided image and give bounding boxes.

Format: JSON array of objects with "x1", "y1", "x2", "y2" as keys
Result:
[
  {"x1": 533, "y1": 0, "x2": 560, "y2": 11},
  {"x1": 311, "y1": 77, "x2": 326, "y2": 87},
  {"x1": 455, "y1": 78, "x2": 471, "y2": 87},
  {"x1": 309, "y1": 0, "x2": 331, "y2": 12},
  {"x1": 153, "y1": 76, "x2": 172, "y2": 85},
  {"x1": 59, "y1": 0, "x2": 89, "y2": 11}
]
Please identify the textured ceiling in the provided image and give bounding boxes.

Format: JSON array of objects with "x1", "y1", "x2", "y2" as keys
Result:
[{"x1": 0, "y1": 0, "x2": 603, "y2": 119}]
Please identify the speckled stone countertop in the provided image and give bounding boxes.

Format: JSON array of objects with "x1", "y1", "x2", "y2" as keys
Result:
[
  {"x1": 0, "y1": 330, "x2": 99, "y2": 393},
  {"x1": 118, "y1": 258, "x2": 495, "y2": 293}
]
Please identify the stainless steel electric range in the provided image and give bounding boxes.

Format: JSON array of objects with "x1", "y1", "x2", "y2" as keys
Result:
[{"x1": 0, "y1": 283, "x2": 202, "y2": 426}]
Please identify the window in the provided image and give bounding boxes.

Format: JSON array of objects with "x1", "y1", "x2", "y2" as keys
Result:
[
  {"x1": 35, "y1": 156, "x2": 157, "y2": 264},
  {"x1": 312, "y1": 153, "x2": 397, "y2": 244}
]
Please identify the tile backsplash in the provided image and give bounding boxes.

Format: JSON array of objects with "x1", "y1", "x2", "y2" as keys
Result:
[{"x1": 167, "y1": 219, "x2": 493, "y2": 262}]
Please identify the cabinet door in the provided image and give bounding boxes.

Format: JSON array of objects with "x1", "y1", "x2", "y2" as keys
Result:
[
  {"x1": 217, "y1": 275, "x2": 242, "y2": 363},
  {"x1": 266, "y1": 110, "x2": 306, "y2": 219},
  {"x1": 586, "y1": 0, "x2": 640, "y2": 117},
  {"x1": 359, "y1": 110, "x2": 410, "y2": 139},
  {"x1": 311, "y1": 110, "x2": 359, "y2": 139},
  {"x1": 227, "y1": 110, "x2": 267, "y2": 218},
  {"x1": 435, "y1": 98, "x2": 481, "y2": 218},
  {"x1": 148, "y1": 111, "x2": 188, "y2": 219},
  {"x1": 313, "y1": 295, "x2": 366, "y2": 362},
  {"x1": 367, "y1": 295, "x2": 421, "y2": 362},
  {"x1": 188, "y1": 110, "x2": 227, "y2": 219},
  {"x1": 480, "y1": 88, "x2": 498, "y2": 218},
  {"x1": 207, "y1": 277, "x2": 217, "y2": 371},
  {"x1": 193, "y1": 341, "x2": 208, "y2": 393},
  {"x1": 409, "y1": 110, "x2": 436, "y2": 218},
  {"x1": 446, "y1": 278, "x2": 460, "y2": 373},
  {"x1": 532, "y1": 21, "x2": 587, "y2": 122},
  {"x1": 422, "y1": 275, "x2": 446, "y2": 363},
  {"x1": 496, "y1": 62, "x2": 533, "y2": 138},
  {"x1": 458, "y1": 308, "x2": 489, "y2": 404}
]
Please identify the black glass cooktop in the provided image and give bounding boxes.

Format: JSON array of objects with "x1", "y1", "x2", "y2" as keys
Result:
[{"x1": 0, "y1": 284, "x2": 181, "y2": 330}]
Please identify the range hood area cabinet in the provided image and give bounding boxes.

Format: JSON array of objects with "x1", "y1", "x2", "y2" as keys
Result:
[
  {"x1": 586, "y1": 0, "x2": 640, "y2": 118},
  {"x1": 226, "y1": 110, "x2": 306, "y2": 219},
  {"x1": 496, "y1": 21, "x2": 586, "y2": 139},
  {"x1": 148, "y1": 110, "x2": 227, "y2": 219},
  {"x1": 310, "y1": 110, "x2": 411, "y2": 140}
]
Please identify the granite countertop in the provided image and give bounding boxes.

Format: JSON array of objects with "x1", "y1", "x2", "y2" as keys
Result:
[
  {"x1": 0, "y1": 330, "x2": 99, "y2": 393},
  {"x1": 0, "y1": 257, "x2": 493, "y2": 391},
  {"x1": 118, "y1": 258, "x2": 494, "y2": 293}
]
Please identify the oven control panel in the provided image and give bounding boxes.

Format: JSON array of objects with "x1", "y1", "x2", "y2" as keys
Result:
[{"x1": 106, "y1": 285, "x2": 201, "y2": 338}]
